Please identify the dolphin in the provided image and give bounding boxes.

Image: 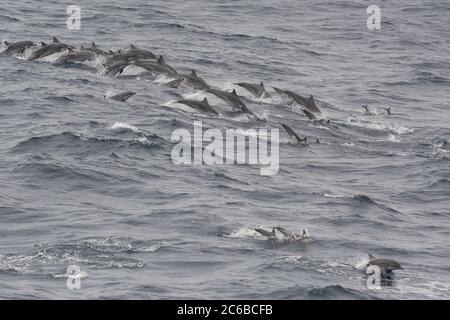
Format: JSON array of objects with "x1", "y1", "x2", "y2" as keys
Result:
[
  {"x1": 206, "y1": 88, "x2": 253, "y2": 114},
  {"x1": 29, "y1": 37, "x2": 74, "y2": 61},
  {"x1": 272, "y1": 87, "x2": 288, "y2": 96},
  {"x1": 366, "y1": 254, "x2": 403, "y2": 273},
  {"x1": 80, "y1": 41, "x2": 110, "y2": 56},
  {"x1": 162, "y1": 78, "x2": 184, "y2": 88},
  {"x1": 178, "y1": 70, "x2": 210, "y2": 90},
  {"x1": 254, "y1": 228, "x2": 277, "y2": 240},
  {"x1": 103, "y1": 59, "x2": 131, "y2": 76},
  {"x1": 131, "y1": 57, "x2": 178, "y2": 77},
  {"x1": 280, "y1": 123, "x2": 307, "y2": 145},
  {"x1": 53, "y1": 50, "x2": 96, "y2": 65},
  {"x1": 384, "y1": 107, "x2": 392, "y2": 115},
  {"x1": 275, "y1": 227, "x2": 309, "y2": 241},
  {"x1": 284, "y1": 91, "x2": 322, "y2": 116},
  {"x1": 177, "y1": 97, "x2": 218, "y2": 115},
  {"x1": 108, "y1": 91, "x2": 136, "y2": 102},
  {"x1": 1, "y1": 40, "x2": 35, "y2": 55},
  {"x1": 234, "y1": 81, "x2": 269, "y2": 98},
  {"x1": 109, "y1": 44, "x2": 156, "y2": 62}
]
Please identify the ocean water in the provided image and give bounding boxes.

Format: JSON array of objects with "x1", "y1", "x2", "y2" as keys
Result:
[{"x1": 0, "y1": 0, "x2": 449, "y2": 299}]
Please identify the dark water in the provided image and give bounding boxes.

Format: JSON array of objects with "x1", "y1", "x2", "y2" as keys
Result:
[{"x1": 1, "y1": 0, "x2": 449, "y2": 299}]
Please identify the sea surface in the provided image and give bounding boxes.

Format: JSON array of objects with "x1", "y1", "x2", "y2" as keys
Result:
[{"x1": 0, "y1": 0, "x2": 449, "y2": 299}]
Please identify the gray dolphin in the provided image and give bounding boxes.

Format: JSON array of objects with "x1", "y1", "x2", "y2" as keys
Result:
[
  {"x1": 178, "y1": 70, "x2": 210, "y2": 90},
  {"x1": 80, "y1": 41, "x2": 110, "y2": 56},
  {"x1": 108, "y1": 91, "x2": 136, "y2": 102},
  {"x1": 284, "y1": 91, "x2": 322, "y2": 116},
  {"x1": 206, "y1": 88, "x2": 253, "y2": 115},
  {"x1": 103, "y1": 59, "x2": 131, "y2": 76},
  {"x1": 163, "y1": 78, "x2": 184, "y2": 88},
  {"x1": 234, "y1": 81, "x2": 268, "y2": 98},
  {"x1": 384, "y1": 107, "x2": 392, "y2": 115},
  {"x1": 131, "y1": 57, "x2": 178, "y2": 77},
  {"x1": 53, "y1": 50, "x2": 96, "y2": 65},
  {"x1": 275, "y1": 227, "x2": 308, "y2": 241},
  {"x1": 1, "y1": 40, "x2": 35, "y2": 55},
  {"x1": 109, "y1": 44, "x2": 156, "y2": 62},
  {"x1": 177, "y1": 97, "x2": 218, "y2": 115},
  {"x1": 254, "y1": 228, "x2": 277, "y2": 240},
  {"x1": 366, "y1": 254, "x2": 403, "y2": 273},
  {"x1": 280, "y1": 123, "x2": 307, "y2": 145},
  {"x1": 29, "y1": 37, "x2": 74, "y2": 61},
  {"x1": 272, "y1": 87, "x2": 288, "y2": 96}
]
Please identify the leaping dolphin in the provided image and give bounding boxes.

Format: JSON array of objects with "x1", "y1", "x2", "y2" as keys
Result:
[
  {"x1": 1, "y1": 40, "x2": 35, "y2": 55},
  {"x1": 80, "y1": 41, "x2": 110, "y2": 56},
  {"x1": 29, "y1": 37, "x2": 74, "y2": 61},
  {"x1": 177, "y1": 97, "x2": 218, "y2": 115},
  {"x1": 103, "y1": 59, "x2": 131, "y2": 76},
  {"x1": 254, "y1": 227, "x2": 309, "y2": 242},
  {"x1": 366, "y1": 254, "x2": 403, "y2": 274},
  {"x1": 206, "y1": 88, "x2": 253, "y2": 115},
  {"x1": 131, "y1": 56, "x2": 178, "y2": 77},
  {"x1": 53, "y1": 50, "x2": 96, "y2": 65},
  {"x1": 234, "y1": 81, "x2": 269, "y2": 98},
  {"x1": 280, "y1": 123, "x2": 307, "y2": 145},
  {"x1": 108, "y1": 91, "x2": 136, "y2": 102},
  {"x1": 178, "y1": 70, "x2": 210, "y2": 90},
  {"x1": 284, "y1": 91, "x2": 322, "y2": 116}
]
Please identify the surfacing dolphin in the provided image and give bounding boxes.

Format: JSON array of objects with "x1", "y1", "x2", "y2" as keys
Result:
[
  {"x1": 80, "y1": 42, "x2": 110, "y2": 57},
  {"x1": 206, "y1": 88, "x2": 253, "y2": 115},
  {"x1": 29, "y1": 37, "x2": 74, "y2": 61},
  {"x1": 177, "y1": 70, "x2": 210, "y2": 90},
  {"x1": 131, "y1": 56, "x2": 178, "y2": 77},
  {"x1": 108, "y1": 91, "x2": 136, "y2": 102},
  {"x1": 284, "y1": 90, "x2": 322, "y2": 116},
  {"x1": 103, "y1": 59, "x2": 132, "y2": 76},
  {"x1": 177, "y1": 97, "x2": 218, "y2": 115},
  {"x1": 234, "y1": 81, "x2": 269, "y2": 98},
  {"x1": 53, "y1": 50, "x2": 96, "y2": 66},
  {"x1": 366, "y1": 253, "x2": 403, "y2": 274},
  {"x1": 1, "y1": 40, "x2": 35, "y2": 55},
  {"x1": 280, "y1": 123, "x2": 307, "y2": 145},
  {"x1": 254, "y1": 227, "x2": 309, "y2": 242},
  {"x1": 109, "y1": 44, "x2": 156, "y2": 62}
]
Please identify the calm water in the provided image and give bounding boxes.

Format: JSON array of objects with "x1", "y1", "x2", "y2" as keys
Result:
[{"x1": 0, "y1": 0, "x2": 449, "y2": 299}]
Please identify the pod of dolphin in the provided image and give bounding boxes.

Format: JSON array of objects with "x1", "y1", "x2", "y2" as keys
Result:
[{"x1": 1, "y1": 37, "x2": 403, "y2": 281}]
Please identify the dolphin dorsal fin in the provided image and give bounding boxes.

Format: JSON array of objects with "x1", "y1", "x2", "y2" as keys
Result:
[
  {"x1": 271, "y1": 228, "x2": 276, "y2": 237},
  {"x1": 91, "y1": 41, "x2": 96, "y2": 48},
  {"x1": 191, "y1": 70, "x2": 197, "y2": 78},
  {"x1": 232, "y1": 89, "x2": 237, "y2": 96},
  {"x1": 309, "y1": 95, "x2": 315, "y2": 103},
  {"x1": 202, "y1": 97, "x2": 209, "y2": 105},
  {"x1": 158, "y1": 55, "x2": 165, "y2": 65},
  {"x1": 4, "y1": 41, "x2": 10, "y2": 46},
  {"x1": 41, "y1": 42, "x2": 47, "y2": 46},
  {"x1": 368, "y1": 253, "x2": 375, "y2": 259},
  {"x1": 53, "y1": 37, "x2": 60, "y2": 43},
  {"x1": 260, "y1": 81, "x2": 264, "y2": 88},
  {"x1": 130, "y1": 44, "x2": 137, "y2": 50},
  {"x1": 303, "y1": 229, "x2": 307, "y2": 236}
]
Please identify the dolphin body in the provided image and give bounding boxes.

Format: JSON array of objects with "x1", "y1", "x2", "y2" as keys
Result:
[
  {"x1": 163, "y1": 78, "x2": 184, "y2": 88},
  {"x1": 254, "y1": 227, "x2": 309, "y2": 242},
  {"x1": 366, "y1": 254, "x2": 403, "y2": 273},
  {"x1": 109, "y1": 44, "x2": 156, "y2": 62},
  {"x1": 284, "y1": 90, "x2": 322, "y2": 116},
  {"x1": 108, "y1": 91, "x2": 136, "y2": 102},
  {"x1": 80, "y1": 42, "x2": 110, "y2": 56},
  {"x1": 177, "y1": 70, "x2": 210, "y2": 90},
  {"x1": 53, "y1": 50, "x2": 96, "y2": 65},
  {"x1": 206, "y1": 88, "x2": 253, "y2": 115},
  {"x1": 1, "y1": 40, "x2": 35, "y2": 55},
  {"x1": 103, "y1": 59, "x2": 131, "y2": 76},
  {"x1": 131, "y1": 56, "x2": 178, "y2": 77},
  {"x1": 29, "y1": 37, "x2": 74, "y2": 61},
  {"x1": 234, "y1": 81, "x2": 269, "y2": 98},
  {"x1": 280, "y1": 123, "x2": 307, "y2": 145},
  {"x1": 177, "y1": 97, "x2": 218, "y2": 115}
]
